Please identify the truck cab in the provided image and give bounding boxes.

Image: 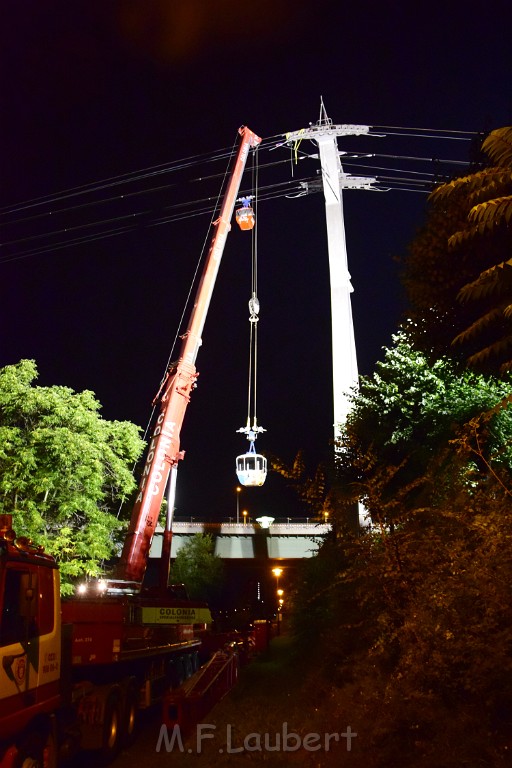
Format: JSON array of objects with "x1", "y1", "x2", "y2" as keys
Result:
[{"x1": 0, "y1": 515, "x2": 62, "y2": 767}]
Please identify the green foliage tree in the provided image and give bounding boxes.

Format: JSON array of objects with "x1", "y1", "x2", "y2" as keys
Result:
[
  {"x1": 338, "y1": 330, "x2": 512, "y2": 523},
  {"x1": 287, "y1": 330, "x2": 512, "y2": 762},
  {"x1": 171, "y1": 533, "x2": 224, "y2": 604},
  {"x1": 278, "y1": 127, "x2": 512, "y2": 763},
  {"x1": 337, "y1": 431, "x2": 512, "y2": 765},
  {"x1": 0, "y1": 360, "x2": 145, "y2": 594}
]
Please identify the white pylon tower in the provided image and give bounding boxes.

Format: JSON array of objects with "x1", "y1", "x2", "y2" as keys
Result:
[{"x1": 286, "y1": 101, "x2": 376, "y2": 526}]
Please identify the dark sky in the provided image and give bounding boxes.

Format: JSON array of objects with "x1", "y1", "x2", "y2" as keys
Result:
[{"x1": 1, "y1": 0, "x2": 512, "y2": 522}]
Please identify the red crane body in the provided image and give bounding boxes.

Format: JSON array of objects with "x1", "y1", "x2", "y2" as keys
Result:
[{"x1": 117, "y1": 126, "x2": 262, "y2": 585}]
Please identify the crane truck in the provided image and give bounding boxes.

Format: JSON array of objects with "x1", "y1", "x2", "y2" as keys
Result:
[{"x1": 0, "y1": 126, "x2": 262, "y2": 767}]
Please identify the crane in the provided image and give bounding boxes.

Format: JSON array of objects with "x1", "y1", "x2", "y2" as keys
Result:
[
  {"x1": 0, "y1": 127, "x2": 262, "y2": 767},
  {"x1": 116, "y1": 126, "x2": 262, "y2": 587}
]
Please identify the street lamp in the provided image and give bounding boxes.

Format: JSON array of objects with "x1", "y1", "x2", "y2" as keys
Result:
[
  {"x1": 236, "y1": 486, "x2": 241, "y2": 524},
  {"x1": 242, "y1": 509, "x2": 248, "y2": 526},
  {"x1": 272, "y1": 567, "x2": 283, "y2": 634},
  {"x1": 272, "y1": 566, "x2": 283, "y2": 588},
  {"x1": 256, "y1": 516, "x2": 274, "y2": 529}
]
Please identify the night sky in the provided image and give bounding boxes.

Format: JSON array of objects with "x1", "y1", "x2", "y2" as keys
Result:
[{"x1": 1, "y1": 1, "x2": 512, "y2": 522}]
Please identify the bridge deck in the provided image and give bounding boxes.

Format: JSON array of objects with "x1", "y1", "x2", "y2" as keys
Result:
[{"x1": 149, "y1": 521, "x2": 330, "y2": 560}]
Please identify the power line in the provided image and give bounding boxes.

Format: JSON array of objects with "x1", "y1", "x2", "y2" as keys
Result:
[
  {"x1": 0, "y1": 125, "x2": 476, "y2": 264},
  {"x1": 370, "y1": 124, "x2": 478, "y2": 136},
  {"x1": 0, "y1": 177, "x2": 320, "y2": 262},
  {"x1": 0, "y1": 133, "x2": 284, "y2": 220},
  {"x1": 0, "y1": 127, "x2": 471, "y2": 221},
  {"x1": 0, "y1": 155, "x2": 299, "y2": 230}
]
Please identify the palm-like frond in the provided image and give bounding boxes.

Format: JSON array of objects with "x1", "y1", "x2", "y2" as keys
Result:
[
  {"x1": 448, "y1": 221, "x2": 491, "y2": 249},
  {"x1": 430, "y1": 168, "x2": 512, "y2": 203},
  {"x1": 466, "y1": 335, "x2": 512, "y2": 367},
  {"x1": 457, "y1": 260, "x2": 512, "y2": 303},
  {"x1": 468, "y1": 177, "x2": 512, "y2": 206},
  {"x1": 406, "y1": 126, "x2": 512, "y2": 374},
  {"x1": 481, "y1": 126, "x2": 512, "y2": 166},
  {"x1": 452, "y1": 306, "x2": 505, "y2": 345},
  {"x1": 468, "y1": 195, "x2": 512, "y2": 227}
]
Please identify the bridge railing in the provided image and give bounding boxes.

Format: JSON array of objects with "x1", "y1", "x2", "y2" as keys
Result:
[{"x1": 170, "y1": 520, "x2": 331, "y2": 535}]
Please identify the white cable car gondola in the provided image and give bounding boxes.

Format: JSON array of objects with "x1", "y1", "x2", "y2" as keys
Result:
[{"x1": 236, "y1": 438, "x2": 267, "y2": 487}]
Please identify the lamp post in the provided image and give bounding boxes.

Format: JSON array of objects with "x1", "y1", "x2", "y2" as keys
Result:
[
  {"x1": 243, "y1": 509, "x2": 248, "y2": 526},
  {"x1": 272, "y1": 567, "x2": 283, "y2": 634},
  {"x1": 272, "y1": 567, "x2": 283, "y2": 589},
  {"x1": 236, "y1": 486, "x2": 241, "y2": 524}
]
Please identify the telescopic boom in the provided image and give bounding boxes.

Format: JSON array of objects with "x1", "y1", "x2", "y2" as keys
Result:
[{"x1": 117, "y1": 126, "x2": 262, "y2": 585}]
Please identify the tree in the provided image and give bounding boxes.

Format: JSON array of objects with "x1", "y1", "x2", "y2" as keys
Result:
[
  {"x1": 288, "y1": 332, "x2": 512, "y2": 763},
  {"x1": 271, "y1": 450, "x2": 331, "y2": 518},
  {"x1": 0, "y1": 360, "x2": 145, "y2": 593},
  {"x1": 401, "y1": 194, "x2": 475, "y2": 363},
  {"x1": 171, "y1": 533, "x2": 224, "y2": 604},
  {"x1": 284, "y1": 127, "x2": 512, "y2": 758},
  {"x1": 338, "y1": 330, "x2": 512, "y2": 523},
  {"x1": 402, "y1": 126, "x2": 512, "y2": 373}
]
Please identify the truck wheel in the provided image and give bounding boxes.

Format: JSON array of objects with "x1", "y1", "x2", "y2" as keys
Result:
[
  {"x1": 122, "y1": 681, "x2": 139, "y2": 746},
  {"x1": 100, "y1": 690, "x2": 122, "y2": 763},
  {"x1": 171, "y1": 658, "x2": 185, "y2": 688},
  {"x1": 184, "y1": 654, "x2": 193, "y2": 679},
  {"x1": 16, "y1": 726, "x2": 57, "y2": 768}
]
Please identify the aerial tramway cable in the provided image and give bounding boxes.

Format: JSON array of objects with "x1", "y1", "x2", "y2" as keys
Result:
[
  {"x1": 235, "y1": 147, "x2": 267, "y2": 488},
  {"x1": 0, "y1": 126, "x2": 478, "y2": 264}
]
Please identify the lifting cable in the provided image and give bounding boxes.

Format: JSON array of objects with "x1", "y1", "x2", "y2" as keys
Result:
[
  {"x1": 235, "y1": 144, "x2": 267, "y2": 487},
  {"x1": 239, "y1": 145, "x2": 266, "y2": 446},
  {"x1": 248, "y1": 147, "x2": 260, "y2": 432}
]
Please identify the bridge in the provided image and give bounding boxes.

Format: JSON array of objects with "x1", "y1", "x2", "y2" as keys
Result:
[
  {"x1": 149, "y1": 519, "x2": 331, "y2": 615},
  {"x1": 149, "y1": 520, "x2": 330, "y2": 561}
]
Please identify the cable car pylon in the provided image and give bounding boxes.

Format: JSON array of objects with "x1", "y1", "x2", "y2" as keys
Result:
[{"x1": 285, "y1": 99, "x2": 376, "y2": 526}]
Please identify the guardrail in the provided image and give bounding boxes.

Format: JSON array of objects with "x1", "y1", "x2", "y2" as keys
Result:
[
  {"x1": 162, "y1": 649, "x2": 239, "y2": 733},
  {"x1": 170, "y1": 521, "x2": 331, "y2": 535}
]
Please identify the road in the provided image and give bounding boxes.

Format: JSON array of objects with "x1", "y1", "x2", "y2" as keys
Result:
[
  {"x1": 74, "y1": 707, "x2": 195, "y2": 768},
  {"x1": 71, "y1": 630, "x2": 360, "y2": 768}
]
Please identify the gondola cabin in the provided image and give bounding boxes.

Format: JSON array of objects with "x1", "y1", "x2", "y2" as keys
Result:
[
  {"x1": 236, "y1": 205, "x2": 255, "y2": 231},
  {"x1": 236, "y1": 447, "x2": 267, "y2": 487}
]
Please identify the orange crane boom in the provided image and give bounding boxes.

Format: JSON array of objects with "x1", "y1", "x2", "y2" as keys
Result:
[{"x1": 117, "y1": 126, "x2": 262, "y2": 585}]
